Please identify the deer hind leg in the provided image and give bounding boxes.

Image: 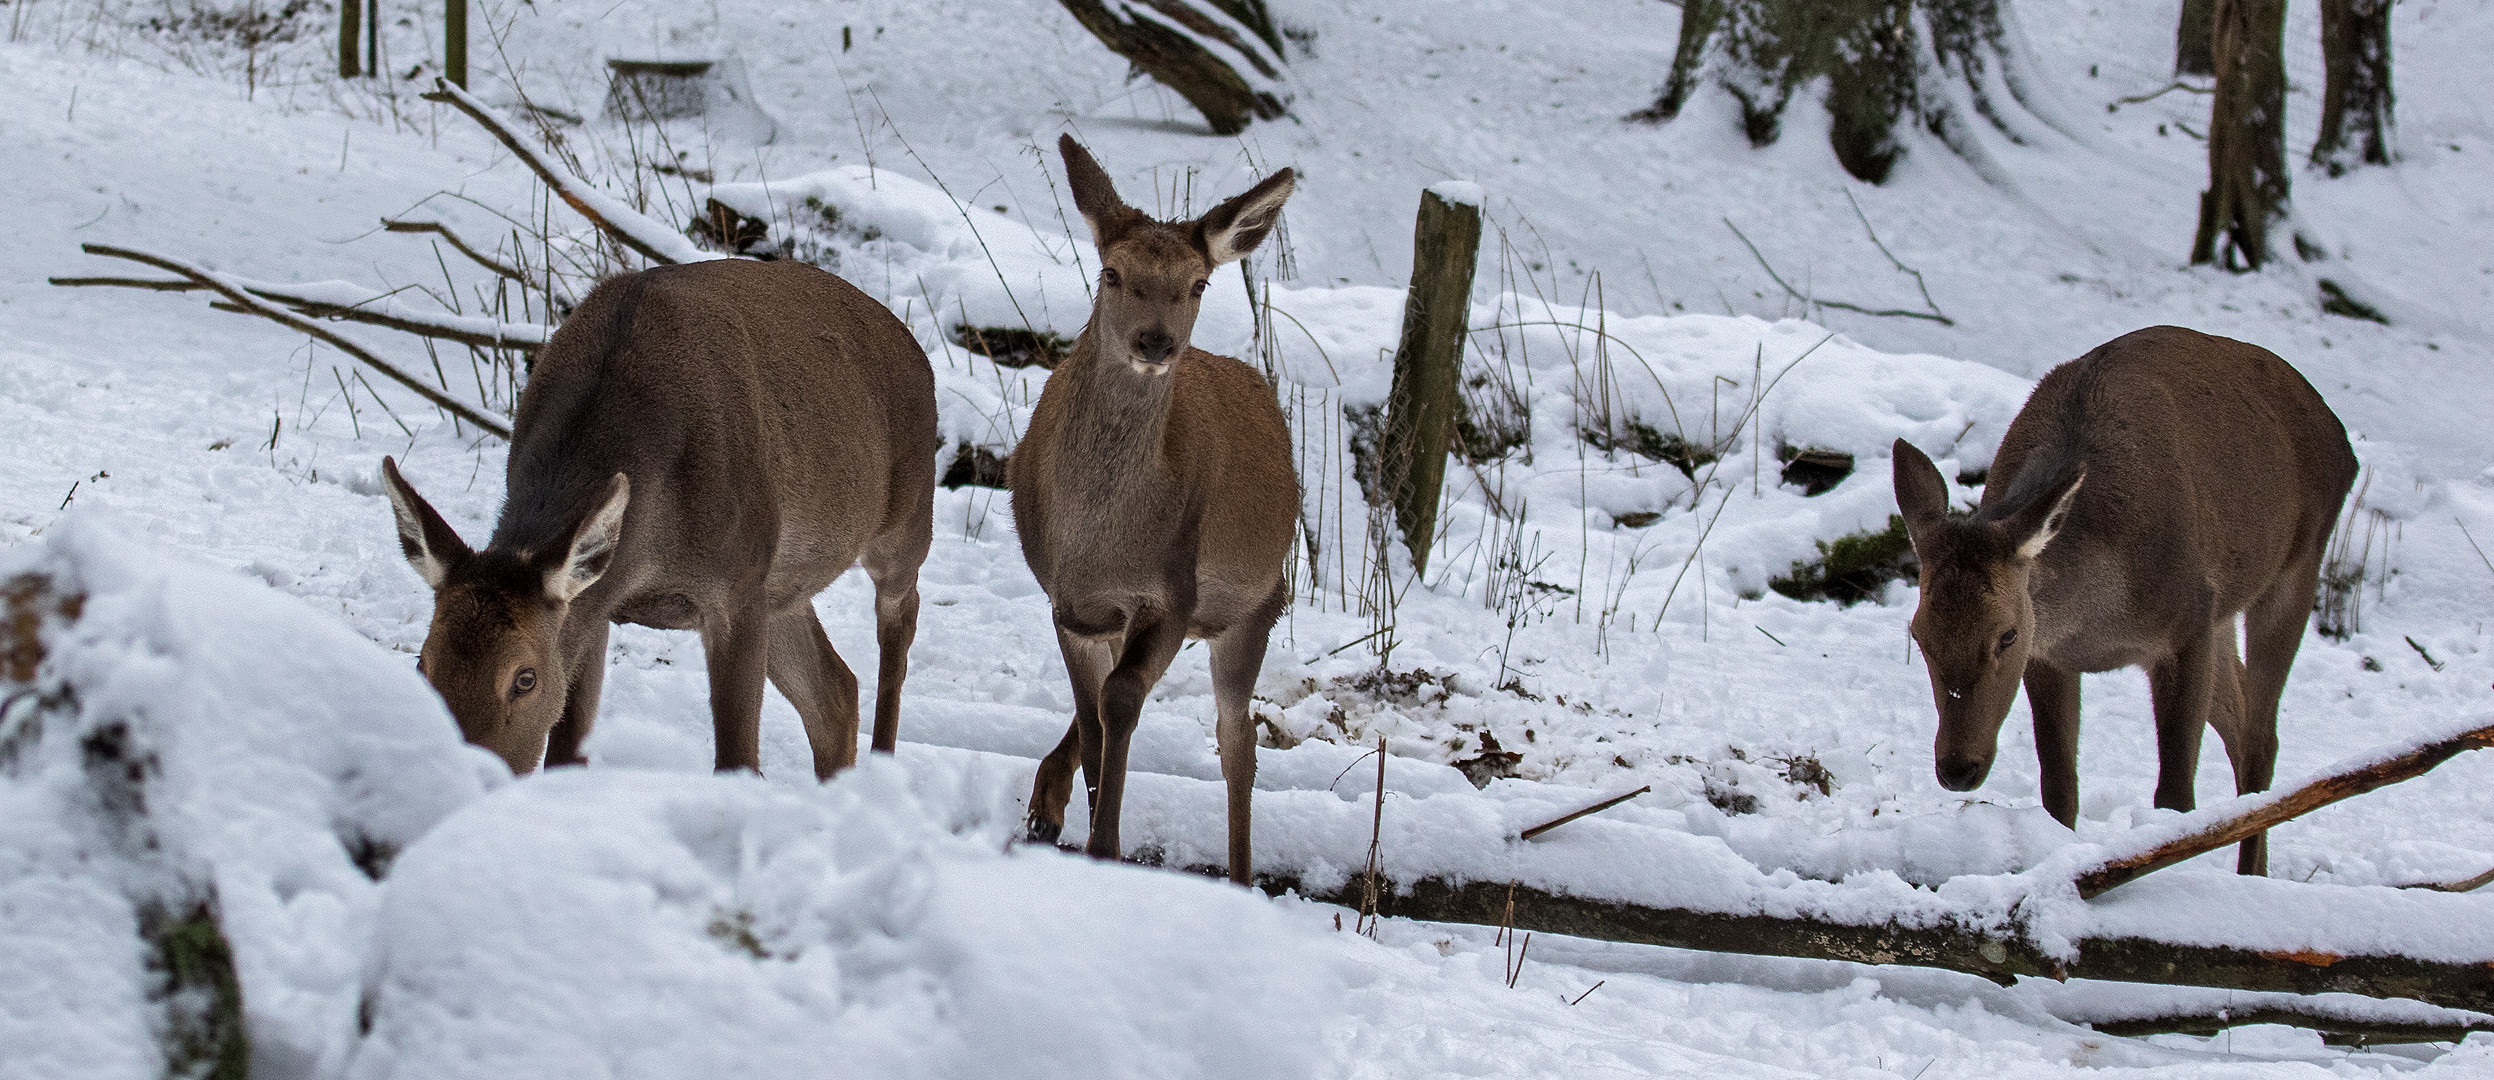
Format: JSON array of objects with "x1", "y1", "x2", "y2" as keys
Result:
[
  {"x1": 1207, "y1": 589, "x2": 1285, "y2": 886},
  {"x1": 2145, "y1": 631, "x2": 2216, "y2": 814},
  {"x1": 766, "y1": 605, "x2": 862, "y2": 780},
  {"x1": 544, "y1": 620, "x2": 611, "y2": 768},
  {"x1": 1025, "y1": 624, "x2": 1112, "y2": 845},
  {"x1": 861, "y1": 538, "x2": 927, "y2": 756},
  {"x1": 2023, "y1": 659, "x2": 2082, "y2": 829},
  {"x1": 700, "y1": 605, "x2": 774, "y2": 774},
  {"x1": 1086, "y1": 611, "x2": 1187, "y2": 865},
  {"x1": 2203, "y1": 617, "x2": 2267, "y2": 874},
  {"x1": 2225, "y1": 556, "x2": 2315, "y2": 876}
]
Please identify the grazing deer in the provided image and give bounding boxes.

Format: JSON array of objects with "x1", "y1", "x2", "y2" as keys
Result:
[
  {"x1": 1894, "y1": 325, "x2": 2356, "y2": 875},
  {"x1": 379, "y1": 259, "x2": 937, "y2": 779},
  {"x1": 1015, "y1": 136, "x2": 1298, "y2": 885}
]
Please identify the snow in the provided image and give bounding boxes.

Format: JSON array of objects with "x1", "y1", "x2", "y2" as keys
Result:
[{"x1": 4, "y1": 0, "x2": 2494, "y2": 1075}]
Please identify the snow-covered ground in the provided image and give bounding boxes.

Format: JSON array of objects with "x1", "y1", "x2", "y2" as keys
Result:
[{"x1": 4, "y1": 0, "x2": 2493, "y2": 1076}]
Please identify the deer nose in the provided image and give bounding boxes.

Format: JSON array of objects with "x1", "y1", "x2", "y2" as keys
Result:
[
  {"x1": 1935, "y1": 756, "x2": 1991, "y2": 792},
  {"x1": 1134, "y1": 330, "x2": 1176, "y2": 363}
]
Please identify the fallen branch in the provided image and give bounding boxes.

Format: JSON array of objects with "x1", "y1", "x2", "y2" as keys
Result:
[
  {"x1": 1725, "y1": 218, "x2": 1955, "y2": 325},
  {"x1": 420, "y1": 78, "x2": 714, "y2": 267},
  {"x1": 2403, "y1": 866, "x2": 2494, "y2": 894},
  {"x1": 53, "y1": 272, "x2": 548, "y2": 353},
  {"x1": 75, "y1": 244, "x2": 512, "y2": 440},
  {"x1": 381, "y1": 218, "x2": 530, "y2": 283},
  {"x1": 2074, "y1": 715, "x2": 2494, "y2": 899}
]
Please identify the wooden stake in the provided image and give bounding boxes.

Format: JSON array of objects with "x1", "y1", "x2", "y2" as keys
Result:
[{"x1": 1379, "y1": 185, "x2": 1482, "y2": 576}]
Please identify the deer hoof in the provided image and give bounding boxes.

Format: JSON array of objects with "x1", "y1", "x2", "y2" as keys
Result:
[{"x1": 1022, "y1": 818, "x2": 1063, "y2": 845}]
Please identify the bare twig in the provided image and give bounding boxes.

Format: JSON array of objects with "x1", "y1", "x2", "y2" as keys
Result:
[
  {"x1": 2457, "y1": 518, "x2": 2494, "y2": 579},
  {"x1": 420, "y1": 79, "x2": 713, "y2": 266},
  {"x1": 1843, "y1": 190, "x2": 1950, "y2": 325},
  {"x1": 1357, "y1": 734, "x2": 1387, "y2": 937},
  {"x1": 2109, "y1": 81, "x2": 2213, "y2": 108},
  {"x1": 2074, "y1": 716, "x2": 2494, "y2": 898},
  {"x1": 1724, "y1": 218, "x2": 1955, "y2": 325},
  {"x1": 382, "y1": 219, "x2": 530, "y2": 283},
  {"x1": 76, "y1": 244, "x2": 511, "y2": 440},
  {"x1": 1567, "y1": 980, "x2": 1606, "y2": 1006}
]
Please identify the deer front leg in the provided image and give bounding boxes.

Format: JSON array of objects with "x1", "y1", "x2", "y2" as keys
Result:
[
  {"x1": 543, "y1": 620, "x2": 611, "y2": 768},
  {"x1": 700, "y1": 607, "x2": 772, "y2": 774},
  {"x1": 1085, "y1": 611, "x2": 1187, "y2": 864},
  {"x1": 1027, "y1": 623, "x2": 1111, "y2": 845},
  {"x1": 2023, "y1": 659, "x2": 2082, "y2": 829},
  {"x1": 2146, "y1": 634, "x2": 2216, "y2": 814}
]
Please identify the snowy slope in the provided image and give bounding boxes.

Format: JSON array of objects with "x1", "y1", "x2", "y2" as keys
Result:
[{"x1": 3, "y1": 0, "x2": 2493, "y2": 1075}]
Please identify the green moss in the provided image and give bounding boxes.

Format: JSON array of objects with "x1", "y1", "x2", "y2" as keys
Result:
[
  {"x1": 1769, "y1": 513, "x2": 1919, "y2": 605},
  {"x1": 952, "y1": 325, "x2": 1072, "y2": 370},
  {"x1": 148, "y1": 902, "x2": 248, "y2": 1080}
]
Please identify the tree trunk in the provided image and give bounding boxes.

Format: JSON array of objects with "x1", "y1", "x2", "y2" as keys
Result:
[
  {"x1": 445, "y1": 0, "x2": 468, "y2": 88},
  {"x1": 1631, "y1": 0, "x2": 2040, "y2": 185},
  {"x1": 1057, "y1": 0, "x2": 1288, "y2": 136},
  {"x1": 2190, "y1": 0, "x2": 2288, "y2": 270},
  {"x1": 339, "y1": 0, "x2": 362, "y2": 78},
  {"x1": 2174, "y1": 0, "x2": 2214, "y2": 76},
  {"x1": 2311, "y1": 0, "x2": 2394, "y2": 174}
]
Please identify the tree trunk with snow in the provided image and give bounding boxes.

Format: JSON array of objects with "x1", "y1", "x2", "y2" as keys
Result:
[
  {"x1": 1057, "y1": 0, "x2": 1289, "y2": 136},
  {"x1": 1630, "y1": 0, "x2": 2055, "y2": 185},
  {"x1": 2311, "y1": 0, "x2": 2394, "y2": 175},
  {"x1": 2174, "y1": 0, "x2": 2214, "y2": 76},
  {"x1": 2190, "y1": 0, "x2": 2289, "y2": 269},
  {"x1": 339, "y1": 0, "x2": 362, "y2": 78}
]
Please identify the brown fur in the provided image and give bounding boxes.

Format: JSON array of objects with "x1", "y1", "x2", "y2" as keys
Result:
[
  {"x1": 1015, "y1": 136, "x2": 1299, "y2": 884},
  {"x1": 1894, "y1": 325, "x2": 2357, "y2": 875},
  {"x1": 381, "y1": 258, "x2": 938, "y2": 778}
]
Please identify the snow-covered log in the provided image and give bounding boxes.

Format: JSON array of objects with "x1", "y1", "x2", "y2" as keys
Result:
[{"x1": 1057, "y1": 0, "x2": 1290, "y2": 136}]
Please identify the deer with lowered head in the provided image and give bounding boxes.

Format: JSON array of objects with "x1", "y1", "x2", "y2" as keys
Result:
[
  {"x1": 380, "y1": 258, "x2": 937, "y2": 779},
  {"x1": 1894, "y1": 325, "x2": 2356, "y2": 875},
  {"x1": 1014, "y1": 136, "x2": 1299, "y2": 885}
]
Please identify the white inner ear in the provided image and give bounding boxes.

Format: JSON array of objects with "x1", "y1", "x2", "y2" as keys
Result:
[
  {"x1": 547, "y1": 480, "x2": 630, "y2": 602},
  {"x1": 386, "y1": 487, "x2": 451, "y2": 589},
  {"x1": 2016, "y1": 476, "x2": 2085, "y2": 561},
  {"x1": 1206, "y1": 182, "x2": 1295, "y2": 265}
]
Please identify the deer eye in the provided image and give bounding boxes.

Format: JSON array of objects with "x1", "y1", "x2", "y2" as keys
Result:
[
  {"x1": 512, "y1": 668, "x2": 538, "y2": 697},
  {"x1": 1101, "y1": 267, "x2": 1121, "y2": 288},
  {"x1": 1190, "y1": 279, "x2": 1208, "y2": 297},
  {"x1": 1995, "y1": 628, "x2": 2017, "y2": 654}
]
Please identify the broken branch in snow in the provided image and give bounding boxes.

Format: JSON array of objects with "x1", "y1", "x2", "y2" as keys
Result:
[
  {"x1": 52, "y1": 271, "x2": 547, "y2": 353},
  {"x1": 1518, "y1": 785, "x2": 1650, "y2": 841},
  {"x1": 72, "y1": 244, "x2": 512, "y2": 440},
  {"x1": 381, "y1": 218, "x2": 530, "y2": 283},
  {"x1": 420, "y1": 78, "x2": 714, "y2": 267},
  {"x1": 2073, "y1": 716, "x2": 2494, "y2": 899},
  {"x1": 2402, "y1": 866, "x2": 2494, "y2": 894}
]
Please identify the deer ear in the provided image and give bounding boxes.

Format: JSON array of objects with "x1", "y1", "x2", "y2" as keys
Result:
[
  {"x1": 2005, "y1": 468, "x2": 2084, "y2": 561},
  {"x1": 1891, "y1": 439, "x2": 1950, "y2": 552},
  {"x1": 380, "y1": 456, "x2": 470, "y2": 589},
  {"x1": 1059, "y1": 134, "x2": 1132, "y2": 248},
  {"x1": 1196, "y1": 168, "x2": 1296, "y2": 266},
  {"x1": 544, "y1": 474, "x2": 630, "y2": 603}
]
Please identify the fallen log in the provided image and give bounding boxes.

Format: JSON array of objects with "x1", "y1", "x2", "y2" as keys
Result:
[
  {"x1": 2089, "y1": 1008, "x2": 2493, "y2": 1047},
  {"x1": 1207, "y1": 871, "x2": 2494, "y2": 1014},
  {"x1": 2074, "y1": 715, "x2": 2494, "y2": 898},
  {"x1": 71, "y1": 244, "x2": 512, "y2": 440},
  {"x1": 420, "y1": 79, "x2": 716, "y2": 267}
]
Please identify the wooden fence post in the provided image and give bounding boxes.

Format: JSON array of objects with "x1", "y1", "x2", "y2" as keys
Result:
[
  {"x1": 445, "y1": 0, "x2": 468, "y2": 88},
  {"x1": 1379, "y1": 183, "x2": 1483, "y2": 576},
  {"x1": 338, "y1": 0, "x2": 362, "y2": 78}
]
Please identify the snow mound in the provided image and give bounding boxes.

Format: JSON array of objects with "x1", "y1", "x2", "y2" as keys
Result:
[
  {"x1": 350, "y1": 760, "x2": 1346, "y2": 1080},
  {"x1": 0, "y1": 517, "x2": 499, "y2": 1078}
]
